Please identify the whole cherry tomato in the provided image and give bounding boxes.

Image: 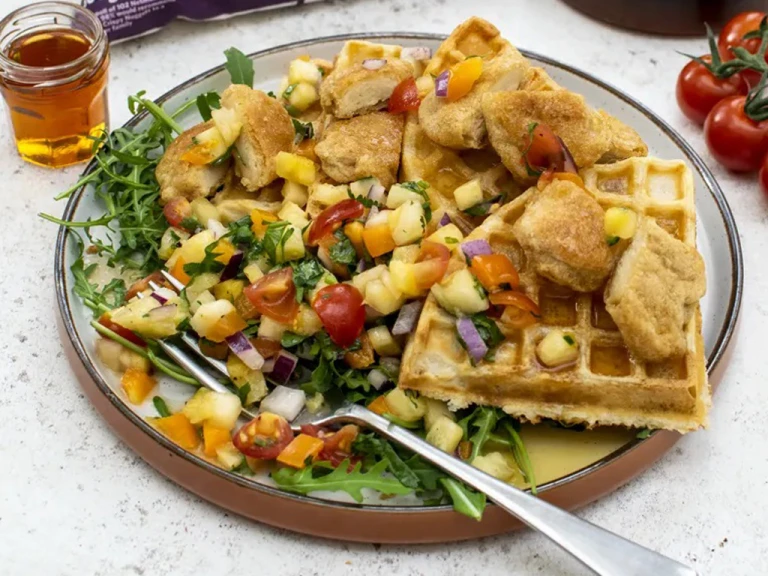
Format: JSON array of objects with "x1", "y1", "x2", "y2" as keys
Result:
[
  {"x1": 233, "y1": 413, "x2": 294, "y2": 459},
  {"x1": 760, "y1": 153, "x2": 768, "y2": 198},
  {"x1": 704, "y1": 95, "x2": 768, "y2": 172},
  {"x1": 388, "y1": 77, "x2": 420, "y2": 113},
  {"x1": 522, "y1": 123, "x2": 577, "y2": 175},
  {"x1": 243, "y1": 267, "x2": 299, "y2": 323},
  {"x1": 307, "y1": 199, "x2": 365, "y2": 246},
  {"x1": 717, "y1": 11, "x2": 768, "y2": 87},
  {"x1": 676, "y1": 56, "x2": 748, "y2": 125},
  {"x1": 311, "y1": 283, "x2": 365, "y2": 348}
]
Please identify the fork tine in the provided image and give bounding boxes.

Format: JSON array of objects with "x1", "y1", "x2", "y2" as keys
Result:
[{"x1": 160, "y1": 269, "x2": 185, "y2": 291}]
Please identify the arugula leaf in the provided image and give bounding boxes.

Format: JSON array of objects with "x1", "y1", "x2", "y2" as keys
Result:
[
  {"x1": 262, "y1": 221, "x2": 293, "y2": 264},
  {"x1": 195, "y1": 91, "x2": 221, "y2": 121},
  {"x1": 352, "y1": 434, "x2": 420, "y2": 489},
  {"x1": 70, "y1": 237, "x2": 127, "y2": 315},
  {"x1": 152, "y1": 396, "x2": 171, "y2": 417},
  {"x1": 439, "y1": 478, "x2": 486, "y2": 521},
  {"x1": 292, "y1": 118, "x2": 315, "y2": 144},
  {"x1": 281, "y1": 331, "x2": 310, "y2": 348},
  {"x1": 179, "y1": 216, "x2": 201, "y2": 232},
  {"x1": 502, "y1": 421, "x2": 537, "y2": 495},
  {"x1": 403, "y1": 456, "x2": 445, "y2": 491},
  {"x1": 224, "y1": 47, "x2": 254, "y2": 87},
  {"x1": 329, "y1": 230, "x2": 358, "y2": 267},
  {"x1": 271, "y1": 459, "x2": 412, "y2": 502},
  {"x1": 291, "y1": 258, "x2": 325, "y2": 301},
  {"x1": 236, "y1": 383, "x2": 251, "y2": 406},
  {"x1": 182, "y1": 239, "x2": 227, "y2": 277},
  {"x1": 302, "y1": 355, "x2": 333, "y2": 395},
  {"x1": 458, "y1": 406, "x2": 499, "y2": 462}
]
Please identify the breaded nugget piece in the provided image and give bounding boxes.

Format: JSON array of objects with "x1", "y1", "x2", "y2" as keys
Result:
[
  {"x1": 418, "y1": 17, "x2": 530, "y2": 150},
  {"x1": 596, "y1": 110, "x2": 649, "y2": 163},
  {"x1": 320, "y1": 59, "x2": 414, "y2": 118},
  {"x1": 314, "y1": 112, "x2": 404, "y2": 188},
  {"x1": 520, "y1": 67, "x2": 561, "y2": 91},
  {"x1": 605, "y1": 218, "x2": 706, "y2": 361},
  {"x1": 220, "y1": 85, "x2": 294, "y2": 191},
  {"x1": 156, "y1": 121, "x2": 229, "y2": 205},
  {"x1": 512, "y1": 179, "x2": 613, "y2": 292}
]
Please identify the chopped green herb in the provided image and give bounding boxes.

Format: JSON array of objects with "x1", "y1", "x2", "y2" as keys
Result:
[
  {"x1": 290, "y1": 257, "x2": 325, "y2": 301},
  {"x1": 469, "y1": 313, "x2": 504, "y2": 360},
  {"x1": 182, "y1": 239, "x2": 227, "y2": 277},
  {"x1": 281, "y1": 331, "x2": 310, "y2": 348},
  {"x1": 262, "y1": 221, "x2": 293, "y2": 263},
  {"x1": 636, "y1": 429, "x2": 652, "y2": 439},
  {"x1": 236, "y1": 383, "x2": 251, "y2": 406},
  {"x1": 292, "y1": 118, "x2": 314, "y2": 144},
  {"x1": 563, "y1": 334, "x2": 575, "y2": 346},
  {"x1": 444, "y1": 237, "x2": 459, "y2": 244},
  {"x1": 329, "y1": 230, "x2": 358, "y2": 267},
  {"x1": 283, "y1": 83, "x2": 298, "y2": 98},
  {"x1": 179, "y1": 216, "x2": 201, "y2": 232},
  {"x1": 607, "y1": 236, "x2": 620, "y2": 246}
]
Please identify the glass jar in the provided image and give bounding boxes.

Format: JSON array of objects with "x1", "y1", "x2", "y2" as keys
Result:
[{"x1": 0, "y1": 2, "x2": 110, "y2": 168}]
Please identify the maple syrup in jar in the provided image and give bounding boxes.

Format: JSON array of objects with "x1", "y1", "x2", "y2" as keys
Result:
[{"x1": 0, "y1": 2, "x2": 109, "y2": 168}]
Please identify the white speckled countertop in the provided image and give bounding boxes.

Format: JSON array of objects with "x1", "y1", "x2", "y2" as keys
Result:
[{"x1": 0, "y1": 1, "x2": 766, "y2": 574}]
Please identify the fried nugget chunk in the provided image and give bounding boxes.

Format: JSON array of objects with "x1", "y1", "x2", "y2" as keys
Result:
[
  {"x1": 512, "y1": 179, "x2": 613, "y2": 292},
  {"x1": 417, "y1": 17, "x2": 530, "y2": 150},
  {"x1": 314, "y1": 112, "x2": 404, "y2": 188},
  {"x1": 596, "y1": 110, "x2": 649, "y2": 163},
  {"x1": 320, "y1": 59, "x2": 413, "y2": 118},
  {"x1": 220, "y1": 85, "x2": 294, "y2": 191},
  {"x1": 156, "y1": 121, "x2": 229, "y2": 205},
  {"x1": 605, "y1": 219, "x2": 706, "y2": 362}
]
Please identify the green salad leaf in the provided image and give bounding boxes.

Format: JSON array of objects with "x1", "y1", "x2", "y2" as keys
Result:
[
  {"x1": 195, "y1": 91, "x2": 221, "y2": 121},
  {"x1": 224, "y1": 47, "x2": 254, "y2": 87},
  {"x1": 353, "y1": 434, "x2": 420, "y2": 489},
  {"x1": 439, "y1": 478, "x2": 486, "y2": 521}
]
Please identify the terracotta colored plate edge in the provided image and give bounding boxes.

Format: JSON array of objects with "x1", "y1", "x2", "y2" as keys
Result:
[{"x1": 53, "y1": 33, "x2": 744, "y2": 543}]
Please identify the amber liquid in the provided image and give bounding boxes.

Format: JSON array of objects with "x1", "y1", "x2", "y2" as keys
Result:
[{"x1": 1, "y1": 29, "x2": 109, "y2": 168}]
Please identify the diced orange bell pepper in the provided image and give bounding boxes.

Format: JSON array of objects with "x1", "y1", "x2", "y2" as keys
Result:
[
  {"x1": 154, "y1": 413, "x2": 200, "y2": 450},
  {"x1": 470, "y1": 254, "x2": 520, "y2": 291},
  {"x1": 362, "y1": 224, "x2": 397, "y2": 258},
  {"x1": 121, "y1": 368, "x2": 156, "y2": 405},
  {"x1": 344, "y1": 221, "x2": 366, "y2": 257},
  {"x1": 206, "y1": 309, "x2": 248, "y2": 343},
  {"x1": 203, "y1": 422, "x2": 233, "y2": 457},
  {"x1": 213, "y1": 239, "x2": 236, "y2": 265},
  {"x1": 181, "y1": 141, "x2": 217, "y2": 165},
  {"x1": 367, "y1": 395, "x2": 391, "y2": 416},
  {"x1": 276, "y1": 434, "x2": 325, "y2": 469},
  {"x1": 250, "y1": 209, "x2": 278, "y2": 238},
  {"x1": 446, "y1": 57, "x2": 484, "y2": 102},
  {"x1": 170, "y1": 256, "x2": 190, "y2": 285}
]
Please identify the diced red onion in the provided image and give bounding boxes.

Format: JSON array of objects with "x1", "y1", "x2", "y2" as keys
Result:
[
  {"x1": 368, "y1": 184, "x2": 386, "y2": 203},
  {"x1": 269, "y1": 350, "x2": 298, "y2": 384},
  {"x1": 261, "y1": 358, "x2": 276, "y2": 373},
  {"x1": 460, "y1": 239, "x2": 492, "y2": 260},
  {"x1": 150, "y1": 292, "x2": 168, "y2": 305},
  {"x1": 379, "y1": 357, "x2": 401, "y2": 378},
  {"x1": 362, "y1": 58, "x2": 386, "y2": 70},
  {"x1": 392, "y1": 300, "x2": 424, "y2": 336},
  {"x1": 207, "y1": 219, "x2": 227, "y2": 239},
  {"x1": 435, "y1": 70, "x2": 450, "y2": 98},
  {"x1": 220, "y1": 251, "x2": 244, "y2": 282},
  {"x1": 147, "y1": 304, "x2": 177, "y2": 322},
  {"x1": 356, "y1": 259, "x2": 368, "y2": 274},
  {"x1": 260, "y1": 385, "x2": 305, "y2": 421},
  {"x1": 367, "y1": 368, "x2": 389, "y2": 390},
  {"x1": 225, "y1": 331, "x2": 264, "y2": 370},
  {"x1": 438, "y1": 213, "x2": 452, "y2": 227},
  {"x1": 456, "y1": 317, "x2": 487, "y2": 363},
  {"x1": 401, "y1": 47, "x2": 432, "y2": 61}
]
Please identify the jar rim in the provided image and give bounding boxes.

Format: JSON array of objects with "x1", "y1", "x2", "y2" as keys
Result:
[{"x1": 0, "y1": 1, "x2": 107, "y2": 76}]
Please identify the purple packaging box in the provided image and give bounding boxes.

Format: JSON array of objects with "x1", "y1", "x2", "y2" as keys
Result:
[{"x1": 82, "y1": 0, "x2": 323, "y2": 42}]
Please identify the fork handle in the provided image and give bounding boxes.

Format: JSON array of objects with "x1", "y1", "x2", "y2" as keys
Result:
[{"x1": 342, "y1": 404, "x2": 696, "y2": 576}]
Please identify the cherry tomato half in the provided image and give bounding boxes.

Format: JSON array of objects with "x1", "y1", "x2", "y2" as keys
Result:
[
  {"x1": 307, "y1": 199, "x2": 365, "y2": 246},
  {"x1": 243, "y1": 267, "x2": 299, "y2": 323},
  {"x1": 125, "y1": 271, "x2": 169, "y2": 300},
  {"x1": 162, "y1": 197, "x2": 192, "y2": 228},
  {"x1": 300, "y1": 424, "x2": 361, "y2": 468},
  {"x1": 311, "y1": 283, "x2": 365, "y2": 348},
  {"x1": 718, "y1": 11, "x2": 768, "y2": 87},
  {"x1": 704, "y1": 95, "x2": 768, "y2": 172},
  {"x1": 676, "y1": 56, "x2": 748, "y2": 125},
  {"x1": 388, "y1": 77, "x2": 421, "y2": 113},
  {"x1": 470, "y1": 254, "x2": 520, "y2": 291},
  {"x1": 413, "y1": 241, "x2": 451, "y2": 291},
  {"x1": 490, "y1": 290, "x2": 540, "y2": 329},
  {"x1": 233, "y1": 413, "x2": 294, "y2": 459},
  {"x1": 760, "y1": 152, "x2": 768, "y2": 199},
  {"x1": 522, "y1": 123, "x2": 577, "y2": 175},
  {"x1": 98, "y1": 314, "x2": 147, "y2": 348}
]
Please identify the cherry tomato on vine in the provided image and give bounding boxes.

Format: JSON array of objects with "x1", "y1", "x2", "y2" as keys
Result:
[
  {"x1": 717, "y1": 11, "x2": 768, "y2": 87},
  {"x1": 676, "y1": 55, "x2": 748, "y2": 125},
  {"x1": 704, "y1": 95, "x2": 768, "y2": 172}
]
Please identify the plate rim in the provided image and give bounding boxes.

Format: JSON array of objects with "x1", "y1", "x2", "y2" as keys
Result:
[{"x1": 54, "y1": 32, "x2": 744, "y2": 516}]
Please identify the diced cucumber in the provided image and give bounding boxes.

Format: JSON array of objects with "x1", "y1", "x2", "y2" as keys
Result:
[
  {"x1": 385, "y1": 388, "x2": 426, "y2": 422},
  {"x1": 275, "y1": 226, "x2": 305, "y2": 263},
  {"x1": 159, "y1": 227, "x2": 190, "y2": 261},
  {"x1": 307, "y1": 271, "x2": 337, "y2": 303},
  {"x1": 190, "y1": 289, "x2": 215, "y2": 314},
  {"x1": 185, "y1": 272, "x2": 221, "y2": 303},
  {"x1": 425, "y1": 416, "x2": 463, "y2": 453},
  {"x1": 226, "y1": 354, "x2": 268, "y2": 405},
  {"x1": 182, "y1": 388, "x2": 242, "y2": 430},
  {"x1": 431, "y1": 269, "x2": 489, "y2": 316}
]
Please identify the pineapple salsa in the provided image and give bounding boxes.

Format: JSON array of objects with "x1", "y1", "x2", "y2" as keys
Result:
[{"x1": 46, "y1": 47, "x2": 539, "y2": 521}]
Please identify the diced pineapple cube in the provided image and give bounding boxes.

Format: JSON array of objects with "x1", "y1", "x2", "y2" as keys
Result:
[
  {"x1": 276, "y1": 152, "x2": 316, "y2": 186},
  {"x1": 282, "y1": 180, "x2": 308, "y2": 207},
  {"x1": 277, "y1": 75, "x2": 290, "y2": 97},
  {"x1": 427, "y1": 223, "x2": 464, "y2": 252},
  {"x1": 159, "y1": 227, "x2": 190, "y2": 261},
  {"x1": 278, "y1": 201, "x2": 310, "y2": 229},
  {"x1": 536, "y1": 329, "x2": 579, "y2": 368},
  {"x1": 288, "y1": 83, "x2": 319, "y2": 112},
  {"x1": 292, "y1": 304, "x2": 323, "y2": 336},
  {"x1": 388, "y1": 260, "x2": 421, "y2": 298},
  {"x1": 210, "y1": 106, "x2": 242, "y2": 146},
  {"x1": 385, "y1": 388, "x2": 426, "y2": 422},
  {"x1": 166, "y1": 229, "x2": 216, "y2": 269},
  {"x1": 226, "y1": 354, "x2": 268, "y2": 405},
  {"x1": 213, "y1": 279, "x2": 246, "y2": 303},
  {"x1": 258, "y1": 316, "x2": 289, "y2": 341},
  {"x1": 275, "y1": 225, "x2": 305, "y2": 263},
  {"x1": 307, "y1": 271, "x2": 337, "y2": 303},
  {"x1": 349, "y1": 177, "x2": 380, "y2": 198},
  {"x1": 472, "y1": 452, "x2": 517, "y2": 482},
  {"x1": 190, "y1": 299, "x2": 247, "y2": 342},
  {"x1": 604, "y1": 207, "x2": 638, "y2": 240},
  {"x1": 110, "y1": 296, "x2": 187, "y2": 339},
  {"x1": 424, "y1": 399, "x2": 454, "y2": 432},
  {"x1": 191, "y1": 198, "x2": 221, "y2": 227},
  {"x1": 367, "y1": 325, "x2": 401, "y2": 356},
  {"x1": 185, "y1": 272, "x2": 221, "y2": 303},
  {"x1": 425, "y1": 416, "x2": 463, "y2": 453},
  {"x1": 190, "y1": 289, "x2": 215, "y2": 314},
  {"x1": 350, "y1": 264, "x2": 387, "y2": 296},
  {"x1": 364, "y1": 271, "x2": 406, "y2": 315},
  {"x1": 241, "y1": 262, "x2": 263, "y2": 284},
  {"x1": 215, "y1": 441, "x2": 245, "y2": 470},
  {"x1": 453, "y1": 179, "x2": 483, "y2": 211},
  {"x1": 431, "y1": 269, "x2": 489, "y2": 315},
  {"x1": 386, "y1": 184, "x2": 424, "y2": 209},
  {"x1": 415, "y1": 75, "x2": 434, "y2": 98},
  {"x1": 388, "y1": 200, "x2": 425, "y2": 246},
  {"x1": 288, "y1": 58, "x2": 322, "y2": 85},
  {"x1": 391, "y1": 245, "x2": 420, "y2": 263},
  {"x1": 311, "y1": 183, "x2": 350, "y2": 207},
  {"x1": 182, "y1": 388, "x2": 242, "y2": 430}
]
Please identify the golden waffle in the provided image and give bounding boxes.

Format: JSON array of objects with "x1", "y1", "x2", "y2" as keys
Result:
[
  {"x1": 399, "y1": 156, "x2": 709, "y2": 432},
  {"x1": 400, "y1": 113, "x2": 521, "y2": 234}
]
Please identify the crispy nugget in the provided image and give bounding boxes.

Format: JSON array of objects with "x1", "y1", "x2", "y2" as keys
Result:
[
  {"x1": 512, "y1": 179, "x2": 613, "y2": 292},
  {"x1": 605, "y1": 218, "x2": 706, "y2": 362},
  {"x1": 220, "y1": 85, "x2": 294, "y2": 191},
  {"x1": 314, "y1": 112, "x2": 404, "y2": 188},
  {"x1": 155, "y1": 121, "x2": 229, "y2": 205}
]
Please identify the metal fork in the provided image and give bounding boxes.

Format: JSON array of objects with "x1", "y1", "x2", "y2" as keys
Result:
[{"x1": 149, "y1": 271, "x2": 696, "y2": 576}]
